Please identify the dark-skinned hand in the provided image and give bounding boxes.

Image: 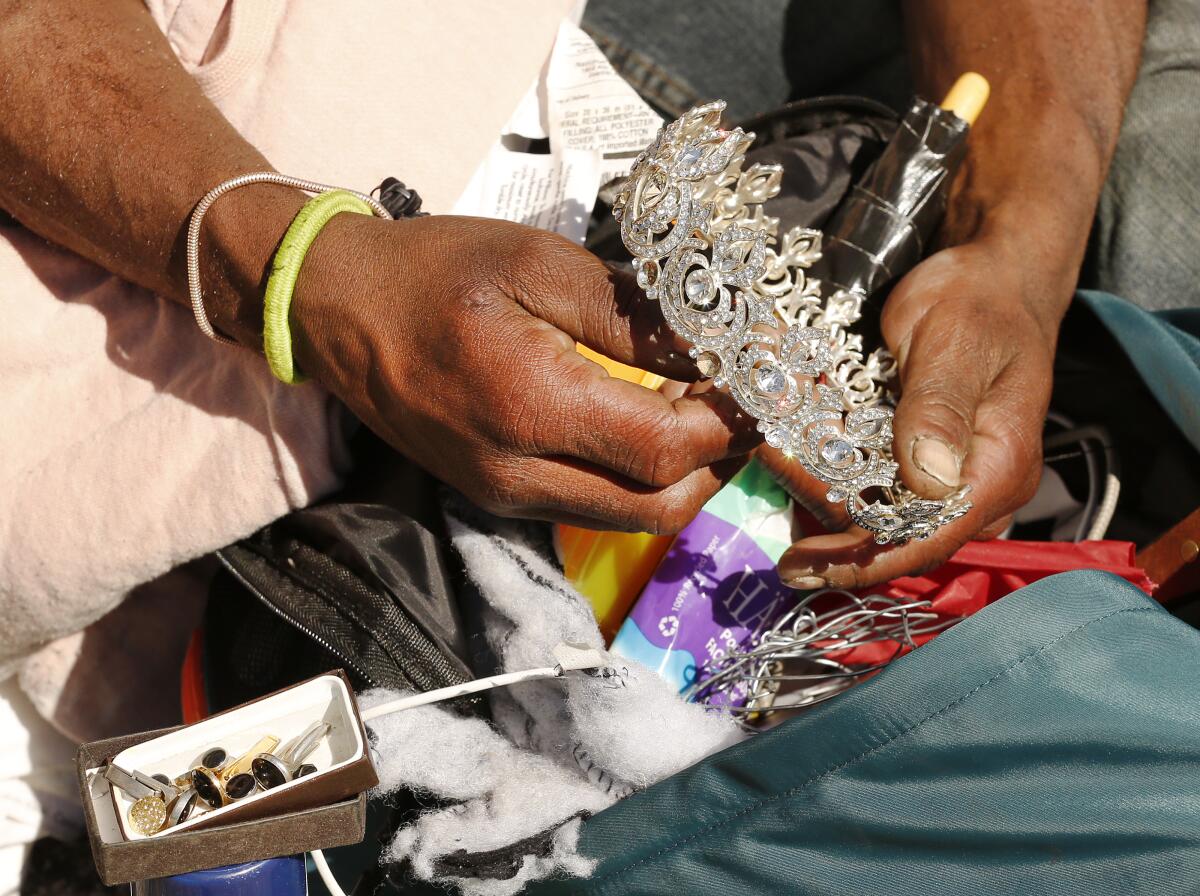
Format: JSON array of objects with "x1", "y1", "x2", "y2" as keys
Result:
[
  {"x1": 291, "y1": 214, "x2": 755, "y2": 532},
  {"x1": 769, "y1": 236, "x2": 1065, "y2": 589}
]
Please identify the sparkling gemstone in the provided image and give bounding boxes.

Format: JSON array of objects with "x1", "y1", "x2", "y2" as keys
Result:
[
  {"x1": 695, "y1": 351, "x2": 721, "y2": 377},
  {"x1": 686, "y1": 269, "x2": 710, "y2": 301},
  {"x1": 820, "y1": 438, "x2": 854, "y2": 465},
  {"x1": 684, "y1": 269, "x2": 716, "y2": 308},
  {"x1": 764, "y1": 426, "x2": 788, "y2": 449},
  {"x1": 755, "y1": 365, "x2": 788, "y2": 394},
  {"x1": 678, "y1": 145, "x2": 704, "y2": 167}
]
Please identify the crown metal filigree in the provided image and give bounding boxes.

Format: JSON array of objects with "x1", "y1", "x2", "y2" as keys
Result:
[{"x1": 613, "y1": 101, "x2": 971, "y2": 545}]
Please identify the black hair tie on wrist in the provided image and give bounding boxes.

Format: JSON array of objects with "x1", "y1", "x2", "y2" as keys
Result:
[{"x1": 373, "y1": 178, "x2": 427, "y2": 219}]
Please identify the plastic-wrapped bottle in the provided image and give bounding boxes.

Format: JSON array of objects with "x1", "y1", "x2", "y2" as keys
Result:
[
  {"x1": 610, "y1": 459, "x2": 804, "y2": 708},
  {"x1": 556, "y1": 346, "x2": 674, "y2": 642}
]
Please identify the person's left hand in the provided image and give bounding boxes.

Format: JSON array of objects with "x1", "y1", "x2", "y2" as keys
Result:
[{"x1": 769, "y1": 233, "x2": 1070, "y2": 590}]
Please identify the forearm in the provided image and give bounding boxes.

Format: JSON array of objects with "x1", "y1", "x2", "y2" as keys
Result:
[
  {"x1": 902, "y1": 0, "x2": 1146, "y2": 324},
  {"x1": 0, "y1": 0, "x2": 301, "y2": 345}
]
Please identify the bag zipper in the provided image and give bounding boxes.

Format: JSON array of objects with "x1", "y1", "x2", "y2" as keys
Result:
[
  {"x1": 215, "y1": 550, "x2": 379, "y2": 688},
  {"x1": 279, "y1": 541, "x2": 467, "y2": 692}
]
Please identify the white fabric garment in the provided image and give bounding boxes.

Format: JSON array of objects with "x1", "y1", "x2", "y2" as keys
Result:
[
  {"x1": 1, "y1": 0, "x2": 571, "y2": 710},
  {"x1": 0, "y1": 679, "x2": 82, "y2": 895}
]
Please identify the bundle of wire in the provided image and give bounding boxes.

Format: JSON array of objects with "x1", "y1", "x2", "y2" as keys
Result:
[{"x1": 686, "y1": 590, "x2": 957, "y2": 723}]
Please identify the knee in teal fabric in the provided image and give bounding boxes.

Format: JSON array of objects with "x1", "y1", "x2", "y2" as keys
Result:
[
  {"x1": 530, "y1": 571, "x2": 1200, "y2": 896},
  {"x1": 1078, "y1": 290, "x2": 1200, "y2": 455}
]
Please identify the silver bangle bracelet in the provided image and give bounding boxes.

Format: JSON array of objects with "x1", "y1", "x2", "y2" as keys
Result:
[{"x1": 185, "y1": 171, "x2": 391, "y2": 345}]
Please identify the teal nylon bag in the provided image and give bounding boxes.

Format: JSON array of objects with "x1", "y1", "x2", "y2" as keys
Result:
[
  {"x1": 1078, "y1": 290, "x2": 1200, "y2": 453},
  {"x1": 526, "y1": 292, "x2": 1200, "y2": 895},
  {"x1": 529, "y1": 570, "x2": 1200, "y2": 895}
]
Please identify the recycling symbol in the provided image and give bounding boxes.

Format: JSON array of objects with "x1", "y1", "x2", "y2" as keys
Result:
[{"x1": 658, "y1": 615, "x2": 679, "y2": 638}]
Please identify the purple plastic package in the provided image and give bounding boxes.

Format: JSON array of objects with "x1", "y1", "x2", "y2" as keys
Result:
[{"x1": 611, "y1": 459, "x2": 798, "y2": 708}]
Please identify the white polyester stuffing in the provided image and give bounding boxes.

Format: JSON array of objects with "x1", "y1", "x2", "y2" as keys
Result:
[{"x1": 364, "y1": 502, "x2": 744, "y2": 893}]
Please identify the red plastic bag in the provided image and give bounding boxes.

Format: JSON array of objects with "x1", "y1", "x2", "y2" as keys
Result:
[{"x1": 830, "y1": 540, "x2": 1155, "y2": 666}]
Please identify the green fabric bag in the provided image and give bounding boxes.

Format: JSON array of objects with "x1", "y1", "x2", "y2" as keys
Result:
[
  {"x1": 526, "y1": 292, "x2": 1200, "y2": 895},
  {"x1": 1078, "y1": 290, "x2": 1200, "y2": 454},
  {"x1": 530, "y1": 569, "x2": 1200, "y2": 895}
]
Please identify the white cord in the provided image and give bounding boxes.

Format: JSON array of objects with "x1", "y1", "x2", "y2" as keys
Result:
[
  {"x1": 1065, "y1": 426, "x2": 1120, "y2": 542},
  {"x1": 185, "y1": 171, "x2": 391, "y2": 345},
  {"x1": 1072, "y1": 432, "x2": 1101, "y2": 543},
  {"x1": 359, "y1": 666, "x2": 563, "y2": 721},
  {"x1": 1087, "y1": 472, "x2": 1121, "y2": 541},
  {"x1": 1043, "y1": 416, "x2": 1122, "y2": 543},
  {"x1": 311, "y1": 644, "x2": 606, "y2": 895},
  {"x1": 311, "y1": 849, "x2": 347, "y2": 896},
  {"x1": 359, "y1": 643, "x2": 607, "y2": 722}
]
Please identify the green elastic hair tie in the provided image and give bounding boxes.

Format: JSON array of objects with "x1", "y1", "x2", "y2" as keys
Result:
[{"x1": 263, "y1": 190, "x2": 374, "y2": 384}]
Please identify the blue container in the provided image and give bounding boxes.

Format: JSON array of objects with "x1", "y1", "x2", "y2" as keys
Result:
[{"x1": 133, "y1": 855, "x2": 307, "y2": 895}]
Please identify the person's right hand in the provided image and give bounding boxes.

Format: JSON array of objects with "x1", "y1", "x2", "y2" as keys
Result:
[{"x1": 290, "y1": 214, "x2": 756, "y2": 532}]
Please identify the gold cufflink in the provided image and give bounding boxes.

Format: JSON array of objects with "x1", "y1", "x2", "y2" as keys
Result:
[{"x1": 191, "y1": 735, "x2": 279, "y2": 808}]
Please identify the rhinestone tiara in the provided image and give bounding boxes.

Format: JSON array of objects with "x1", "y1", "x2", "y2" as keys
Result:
[{"x1": 612, "y1": 101, "x2": 971, "y2": 545}]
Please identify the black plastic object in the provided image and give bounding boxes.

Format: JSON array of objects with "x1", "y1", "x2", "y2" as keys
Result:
[
  {"x1": 373, "y1": 177, "x2": 428, "y2": 219},
  {"x1": 741, "y1": 95, "x2": 898, "y2": 238},
  {"x1": 807, "y1": 98, "x2": 967, "y2": 307}
]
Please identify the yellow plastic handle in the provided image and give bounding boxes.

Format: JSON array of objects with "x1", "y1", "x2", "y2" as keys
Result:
[{"x1": 940, "y1": 72, "x2": 990, "y2": 126}]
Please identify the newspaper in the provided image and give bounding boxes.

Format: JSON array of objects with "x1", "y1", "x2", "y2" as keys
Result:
[
  {"x1": 544, "y1": 21, "x2": 664, "y2": 186},
  {"x1": 454, "y1": 147, "x2": 599, "y2": 245},
  {"x1": 452, "y1": 21, "x2": 662, "y2": 244}
]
